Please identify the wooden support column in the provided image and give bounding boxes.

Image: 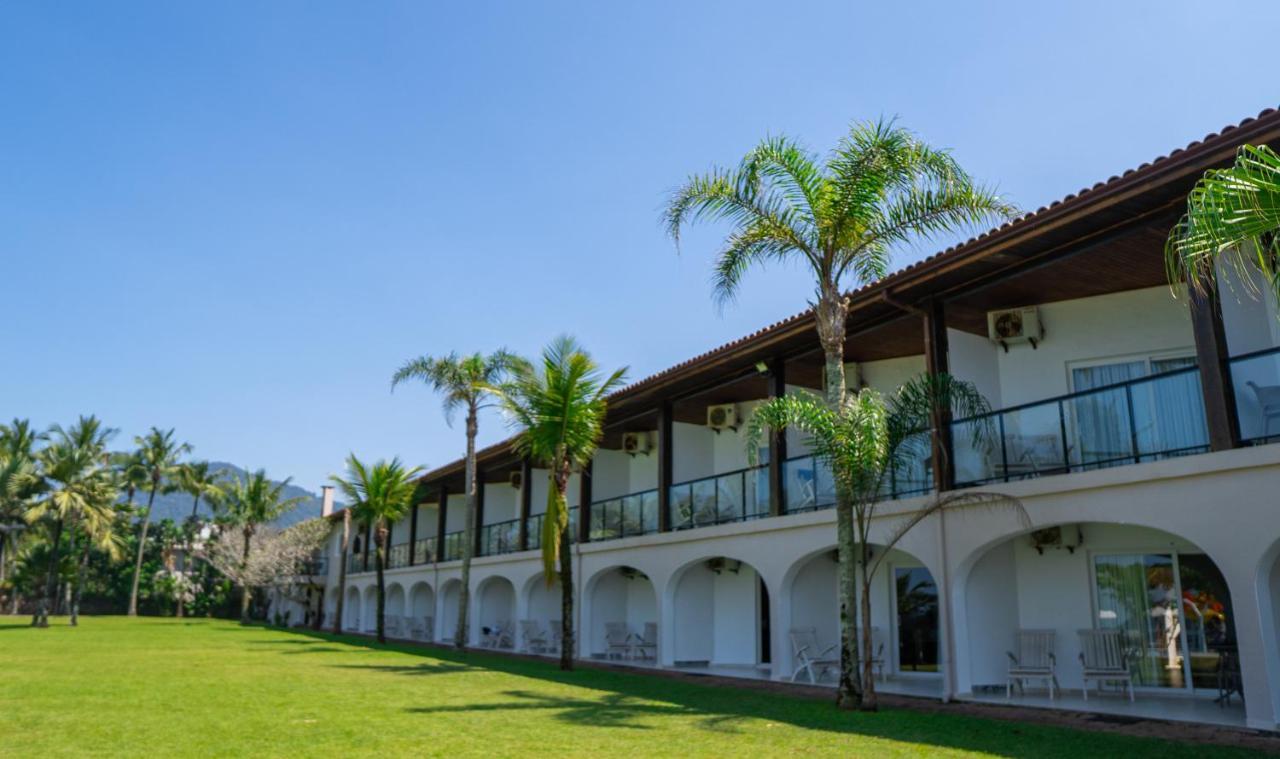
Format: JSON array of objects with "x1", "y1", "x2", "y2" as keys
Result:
[
  {"x1": 408, "y1": 498, "x2": 419, "y2": 566},
  {"x1": 517, "y1": 460, "x2": 533, "y2": 551},
  {"x1": 656, "y1": 401, "x2": 674, "y2": 532},
  {"x1": 473, "y1": 476, "x2": 486, "y2": 556},
  {"x1": 1190, "y1": 281, "x2": 1241, "y2": 451},
  {"x1": 435, "y1": 485, "x2": 448, "y2": 563},
  {"x1": 767, "y1": 357, "x2": 787, "y2": 516},
  {"x1": 577, "y1": 460, "x2": 593, "y2": 543},
  {"x1": 923, "y1": 298, "x2": 955, "y2": 492}
]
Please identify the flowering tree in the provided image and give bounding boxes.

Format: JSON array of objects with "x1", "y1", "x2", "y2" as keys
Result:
[{"x1": 204, "y1": 519, "x2": 329, "y2": 620}]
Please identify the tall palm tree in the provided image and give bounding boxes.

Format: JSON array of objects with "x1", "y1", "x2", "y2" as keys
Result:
[
  {"x1": 392, "y1": 349, "x2": 527, "y2": 649},
  {"x1": 495, "y1": 336, "x2": 625, "y2": 670},
  {"x1": 1167, "y1": 144, "x2": 1280, "y2": 300},
  {"x1": 26, "y1": 416, "x2": 117, "y2": 627},
  {"x1": 0, "y1": 420, "x2": 43, "y2": 614},
  {"x1": 127, "y1": 428, "x2": 191, "y2": 616},
  {"x1": 665, "y1": 119, "x2": 1017, "y2": 707},
  {"x1": 746, "y1": 373, "x2": 1025, "y2": 708},
  {"x1": 330, "y1": 455, "x2": 423, "y2": 643},
  {"x1": 219, "y1": 468, "x2": 306, "y2": 623},
  {"x1": 178, "y1": 461, "x2": 223, "y2": 522},
  {"x1": 68, "y1": 470, "x2": 124, "y2": 626}
]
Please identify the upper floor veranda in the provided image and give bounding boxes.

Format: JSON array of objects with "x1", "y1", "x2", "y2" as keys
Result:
[{"x1": 335, "y1": 107, "x2": 1280, "y2": 575}]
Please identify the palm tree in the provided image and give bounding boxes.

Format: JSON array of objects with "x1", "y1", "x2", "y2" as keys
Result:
[
  {"x1": 178, "y1": 461, "x2": 223, "y2": 522},
  {"x1": 665, "y1": 119, "x2": 1017, "y2": 707},
  {"x1": 0, "y1": 420, "x2": 43, "y2": 615},
  {"x1": 26, "y1": 416, "x2": 117, "y2": 627},
  {"x1": 329, "y1": 455, "x2": 423, "y2": 643},
  {"x1": 495, "y1": 336, "x2": 625, "y2": 670},
  {"x1": 68, "y1": 470, "x2": 124, "y2": 626},
  {"x1": 392, "y1": 349, "x2": 527, "y2": 649},
  {"x1": 746, "y1": 373, "x2": 1025, "y2": 709},
  {"x1": 219, "y1": 468, "x2": 306, "y2": 623},
  {"x1": 127, "y1": 428, "x2": 191, "y2": 616},
  {"x1": 1166, "y1": 144, "x2": 1280, "y2": 300}
]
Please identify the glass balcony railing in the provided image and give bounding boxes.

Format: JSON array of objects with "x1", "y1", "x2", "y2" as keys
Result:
[
  {"x1": 527, "y1": 507, "x2": 578, "y2": 550},
  {"x1": 346, "y1": 553, "x2": 365, "y2": 573},
  {"x1": 413, "y1": 536, "x2": 437, "y2": 564},
  {"x1": 951, "y1": 364, "x2": 1209, "y2": 487},
  {"x1": 478, "y1": 519, "x2": 520, "y2": 557},
  {"x1": 782, "y1": 438, "x2": 932, "y2": 515},
  {"x1": 589, "y1": 490, "x2": 658, "y2": 541},
  {"x1": 1230, "y1": 346, "x2": 1280, "y2": 445},
  {"x1": 440, "y1": 530, "x2": 466, "y2": 562},
  {"x1": 386, "y1": 543, "x2": 410, "y2": 569},
  {"x1": 669, "y1": 465, "x2": 769, "y2": 530}
]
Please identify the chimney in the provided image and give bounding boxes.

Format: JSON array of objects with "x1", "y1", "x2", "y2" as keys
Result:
[{"x1": 321, "y1": 485, "x2": 335, "y2": 518}]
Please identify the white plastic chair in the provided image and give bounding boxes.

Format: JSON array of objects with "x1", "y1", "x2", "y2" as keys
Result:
[
  {"x1": 790, "y1": 627, "x2": 838, "y2": 683},
  {"x1": 521, "y1": 620, "x2": 549, "y2": 653},
  {"x1": 633, "y1": 622, "x2": 657, "y2": 661},
  {"x1": 605, "y1": 622, "x2": 632, "y2": 660},
  {"x1": 1078, "y1": 629, "x2": 1134, "y2": 701}
]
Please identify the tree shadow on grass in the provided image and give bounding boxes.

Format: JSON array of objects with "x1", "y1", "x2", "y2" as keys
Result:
[
  {"x1": 330, "y1": 661, "x2": 478, "y2": 677},
  {"x1": 272, "y1": 626, "x2": 1253, "y2": 759}
]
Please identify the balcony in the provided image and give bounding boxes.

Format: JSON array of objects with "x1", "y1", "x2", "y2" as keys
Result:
[
  {"x1": 413, "y1": 536, "x2": 437, "y2": 564},
  {"x1": 1230, "y1": 345, "x2": 1280, "y2": 445},
  {"x1": 440, "y1": 530, "x2": 466, "y2": 562},
  {"x1": 589, "y1": 490, "x2": 658, "y2": 541},
  {"x1": 669, "y1": 465, "x2": 769, "y2": 529},
  {"x1": 952, "y1": 364, "x2": 1209, "y2": 487},
  {"x1": 527, "y1": 507, "x2": 578, "y2": 550},
  {"x1": 387, "y1": 543, "x2": 410, "y2": 569},
  {"x1": 478, "y1": 519, "x2": 520, "y2": 557}
]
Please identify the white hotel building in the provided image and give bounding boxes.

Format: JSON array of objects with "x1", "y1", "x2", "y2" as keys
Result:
[{"x1": 283, "y1": 107, "x2": 1280, "y2": 731}]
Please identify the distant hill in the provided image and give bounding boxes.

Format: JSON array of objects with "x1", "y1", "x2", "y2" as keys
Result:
[{"x1": 121, "y1": 461, "x2": 326, "y2": 528}]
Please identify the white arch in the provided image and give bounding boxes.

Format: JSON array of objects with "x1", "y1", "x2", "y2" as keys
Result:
[
  {"x1": 439, "y1": 579, "x2": 462, "y2": 644},
  {"x1": 521, "y1": 573, "x2": 564, "y2": 653},
  {"x1": 344, "y1": 586, "x2": 361, "y2": 631},
  {"x1": 361, "y1": 585, "x2": 378, "y2": 632},
  {"x1": 386, "y1": 583, "x2": 406, "y2": 618},
  {"x1": 475, "y1": 575, "x2": 517, "y2": 649},
  {"x1": 663, "y1": 555, "x2": 771, "y2": 669},
  {"x1": 583, "y1": 566, "x2": 657, "y2": 660}
]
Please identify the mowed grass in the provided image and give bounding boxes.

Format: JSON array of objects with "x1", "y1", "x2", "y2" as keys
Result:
[{"x1": 0, "y1": 617, "x2": 1255, "y2": 758}]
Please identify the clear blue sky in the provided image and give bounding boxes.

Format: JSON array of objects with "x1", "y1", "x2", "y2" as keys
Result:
[{"x1": 4, "y1": 1, "x2": 1278, "y2": 493}]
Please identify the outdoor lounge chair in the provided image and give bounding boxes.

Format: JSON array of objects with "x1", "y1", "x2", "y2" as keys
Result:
[
  {"x1": 1007, "y1": 629, "x2": 1058, "y2": 699},
  {"x1": 790, "y1": 627, "x2": 838, "y2": 684},
  {"x1": 521, "y1": 620, "x2": 549, "y2": 654},
  {"x1": 1078, "y1": 629, "x2": 1134, "y2": 701},
  {"x1": 385, "y1": 616, "x2": 402, "y2": 638},
  {"x1": 605, "y1": 622, "x2": 632, "y2": 660},
  {"x1": 633, "y1": 622, "x2": 657, "y2": 661}
]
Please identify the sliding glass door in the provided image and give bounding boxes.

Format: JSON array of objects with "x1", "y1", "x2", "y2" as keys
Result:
[{"x1": 1092, "y1": 552, "x2": 1236, "y2": 691}]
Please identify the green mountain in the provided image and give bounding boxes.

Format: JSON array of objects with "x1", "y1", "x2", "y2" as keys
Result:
[{"x1": 123, "y1": 461, "x2": 325, "y2": 528}]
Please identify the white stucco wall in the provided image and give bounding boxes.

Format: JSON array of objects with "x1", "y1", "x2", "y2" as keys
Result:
[{"x1": 484, "y1": 483, "x2": 519, "y2": 524}]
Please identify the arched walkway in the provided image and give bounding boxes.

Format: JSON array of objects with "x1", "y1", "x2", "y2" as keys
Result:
[
  {"x1": 959, "y1": 522, "x2": 1239, "y2": 699},
  {"x1": 783, "y1": 545, "x2": 939, "y2": 685},
  {"x1": 439, "y1": 579, "x2": 461, "y2": 644},
  {"x1": 666, "y1": 556, "x2": 770, "y2": 671},
  {"x1": 386, "y1": 583, "x2": 406, "y2": 619},
  {"x1": 476, "y1": 576, "x2": 516, "y2": 649},
  {"x1": 585, "y1": 566, "x2": 656, "y2": 659},
  {"x1": 343, "y1": 586, "x2": 361, "y2": 631},
  {"x1": 361, "y1": 586, "x2": 378, "y2": 632},
  {"x1": 522, "y1": 573, "x2": 563, "y2": 653}
]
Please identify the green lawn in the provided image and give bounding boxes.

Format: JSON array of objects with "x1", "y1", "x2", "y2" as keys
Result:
[{"x1": 0, "y1": 617, "x2": 1254, "y2": 757}]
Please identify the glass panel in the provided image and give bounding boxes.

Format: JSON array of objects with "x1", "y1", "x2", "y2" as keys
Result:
[
  {"x1": 814, "y1": 457, "x2": 836, "y2": 508},
  {"x1": 690, "y1": 479, "x2": 717, "y2": 526},
  {"x1": 1000, "y1": 402, "x2": 1067, "y2": 478},
  {"x1": 1093, "y1": 553, "x2": 1184, "y2": 688},
  {"x1": 639, "y1": 491, "x2": 659, "y2": 533},
  {"x1": 1131, "y1": 369, "x2": 1208, "y2": 458},
  {"x1": 748, "y1": 467, "x2": 770, "y2": 518},
  {"x1": 895, "y1": 567, "x2": 939, "y2": 673},
  {"x1": 952, "y1": 416, "x2": 998, "y2": 485},
  {"x1": 1178, "y1": 553, "x2": 1237, "y2": 689},
  {"x1": 783, "y1": 457, "x2": 817, "y2": 513},
  {"x1": 1230, "y1": 348, "x2": 1280, "y2": 443},
  {"x1": 1065, "y1": 386, "x2": 1133, "y2": 468},
  {"x1": 670, "y1": 485, "x2": 694, "y2": 529},
  {"x1": 715, "y1": 473, "x2": 743, "y2": 523}
]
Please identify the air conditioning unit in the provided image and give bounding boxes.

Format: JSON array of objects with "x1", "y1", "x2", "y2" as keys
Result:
[
  {"x1": 508, "y1": 471, "x2": 523, "y2": 489},
  {"x1": 621, "y1": 431, "x2": 652, "y2": 456},
  {"x1": 706, "y1": 403, "x2": 738, "y2": 432},
  {"x1": 988, "y1": 306, "x2": 1043, "y2": 351}
]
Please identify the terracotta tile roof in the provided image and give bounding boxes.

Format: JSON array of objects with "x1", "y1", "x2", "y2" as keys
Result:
[{"x1": 415, "y1": 105, "x2": 1280, "y2": 484}]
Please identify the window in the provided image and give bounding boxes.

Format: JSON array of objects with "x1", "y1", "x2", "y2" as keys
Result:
[{"x1": 894, "y1": 566, "x2": 938, "y2": 672}]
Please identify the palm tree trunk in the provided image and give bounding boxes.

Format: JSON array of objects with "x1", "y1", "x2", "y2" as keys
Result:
[
  {"x1": 333, "y1": 509, "x2": 350, "y2": 634},
  {"x1": 239, "y1": 527, "x2": 253, "y2": 623},
  {"x1": 35, "y1": 518, "x2": 64, "y2": 628},
  {"x1": 375, "y1": 522, "x2": 387, "y2": 643},
  {"x1": 128, "y1": 485, "x2": 159, "y2": 616},
  {"x1": 190, "y1": 494, "x2": 201, "y2": 521},
  {"x1": 557, "y1": 465, "x2": 575, "y2": 670},
  {"x1": 455, "y1": 406, "x2": 478, "y2": 650},
  {"x1": 816, "y1": 287, "x2": 863, "y2": 710},
  {"x1": 71, "y1": 538, "x2": 92, "y2": 627},
  {"x1": 859, "y1": 543, "x2": 878, "y2": 710},
  {"x1": 61, "y1": 522, "x2": 78, "y2": 618}
]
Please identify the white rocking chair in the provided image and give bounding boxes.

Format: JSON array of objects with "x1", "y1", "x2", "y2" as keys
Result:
[
  {"x1": 605, "y1": 622, "x2": 632, "y2": 660},
  {"x1": 790, "y1": 627, "x2": 838, "y2": 684},
  {"x1": 633, "y1": 622, "x2": 658, "y2": 661},
  {"x1": 1007, "y1": 629, "x2": 1059, "y2": 699},
  {"x1": 1078, "y1": 629, "x2": 1134, "y2": 701}
]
